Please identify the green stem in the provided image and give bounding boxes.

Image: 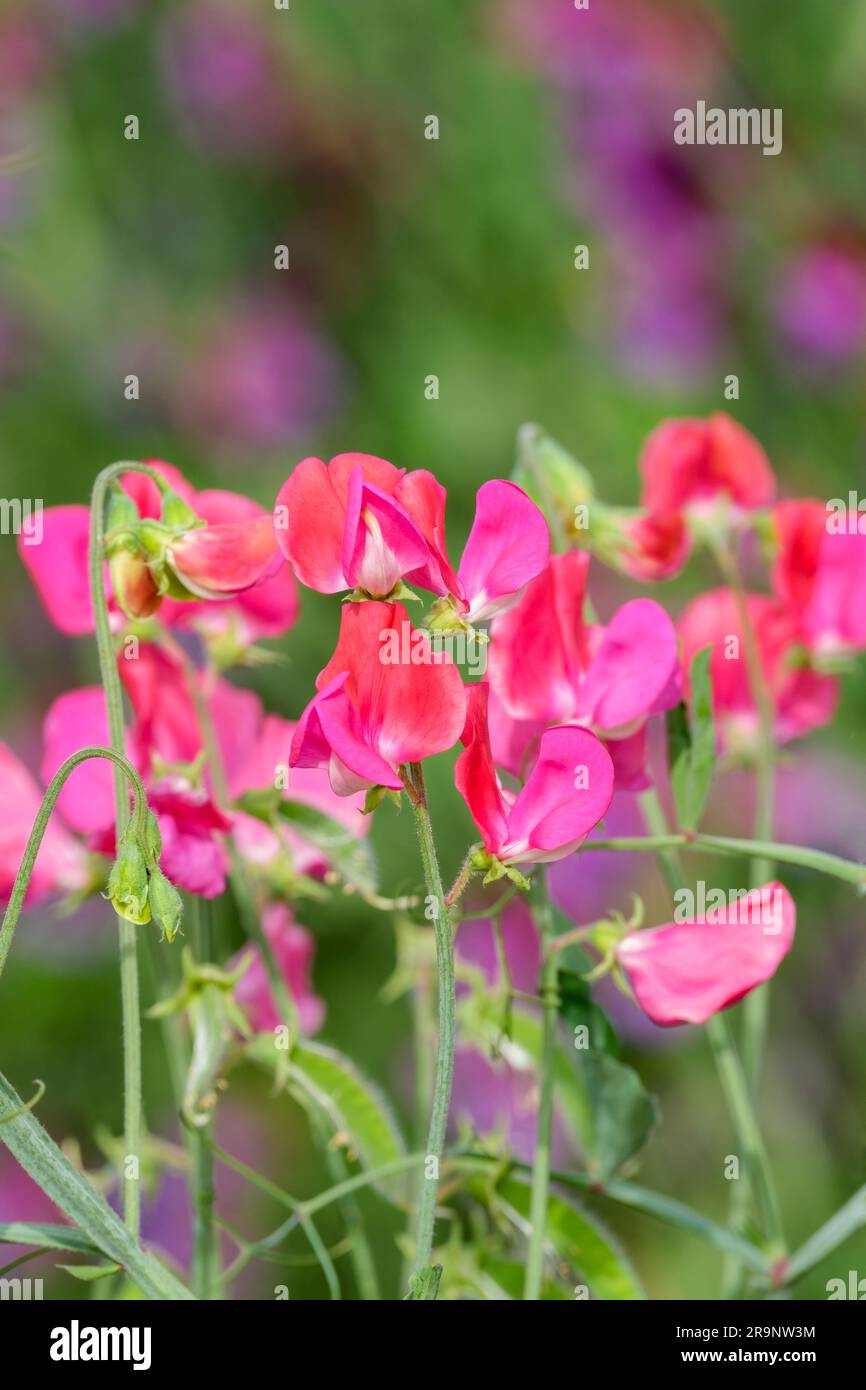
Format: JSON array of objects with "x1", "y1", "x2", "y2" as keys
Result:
[
  {"x1": 639, "y1": 788, "x2": 786, "y2": 1267},
  {"x1": 582, "y1": 832, "x2": 866, "y2": 891},
  {"x1": 713, "y1": 540, "x2": 777, "y2": 1096},
  {"x1": 190, "y1": 899, "x2": 219, "y2": 1300},
  {"x1": 404, "y1": 763, "x2": 455, "y2": 1280},
  {"x1": 0, "y1": 746, "x2": 148, "y2": 981},
  {"x1": 227, "y1": 1149, "x2": 768, "y2": 1280},
  {"x1": 91, "y1": 461, "x2": 164, "y2": 1240},
  {"x1": 705, "y1": 1013, "x2": 784, "y2": 1258},
  {"x1": 523, "y1": 870, "x2": 558, "y2": 1300}
]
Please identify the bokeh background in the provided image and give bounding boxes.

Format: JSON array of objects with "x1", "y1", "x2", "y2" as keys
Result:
[{"x1": 1, "y1": 0, "x2": 866, "y2": 1299}]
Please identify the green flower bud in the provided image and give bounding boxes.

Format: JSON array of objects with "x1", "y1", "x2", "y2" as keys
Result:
[
  {"x1": 105, "y1": 484, "x2": 141, "y2": 532},
  {"x1": 160, "y1": 488, "x2": 201, "y2": 531},
  {"x1": 513, "y1": 424, "x2": 596, "y2": 519},
  {"x1": 148, "y1": 866, "x2": 183, "y2": 943},
  {"x1": 104, "y1": 835, "x2": 151, "y2": 925},
  {"x1": 143, "y1": 809, "x2": 163, "y2": 866}
]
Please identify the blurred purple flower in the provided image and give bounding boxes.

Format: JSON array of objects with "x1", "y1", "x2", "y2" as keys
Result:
[
  {"x1": 451, "y1": 1044, "x2": 572, "y2": 1166},
  {"x1": 774, "y1": 248, "x2": 866, "y2": 367},
  {"x1": 159, "y1": 2, "x2": 290, "y2": 157},
  {"x1": 178, "y1": 297, "x2": 342, "y2": 451}
]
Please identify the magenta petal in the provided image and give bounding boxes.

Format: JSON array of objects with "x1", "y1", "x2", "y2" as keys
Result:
[
  {"x1": 18, "y1": 505, "x2": 94, "y2": 635},
  {"x1": 41, "y1": 688, "x2": 120, "y2": 835},
  {"x1": 458, "y1": 481, "x2": 550, "y2": 623},
  {"x1": 503, "y1": 724, "x2": 614, "y2": 862},
  {"x1": 617, "y1": 882, "x2": 795, "y2": 1027},
  {"x1": 341, "y1": 469, "x2": 430, "y2": 596},
  {"x1": 577, "y1": 598, "x2": 679, "y2": 731},
  {"x1": 0, "y1": 743, "x2": 87, "y2": 903}
]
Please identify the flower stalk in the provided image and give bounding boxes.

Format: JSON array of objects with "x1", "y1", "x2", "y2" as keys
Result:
[{"x1": 403, "y1": 762, "x2": 455, "y2": 1285}]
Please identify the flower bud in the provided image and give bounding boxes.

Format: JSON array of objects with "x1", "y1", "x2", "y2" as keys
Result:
[
  {"x1": 142, "y1": 809, "x2": 163, "y2": 866},
  {"x1": 148, "y1": 866, "x2": 183, "y2": 943},
  {"x1": 108, "y1": 545, "x2": 161, "y2": 620},
  {"x1": 104, "y1": 834, "x2": 151, "y2": 925},
  {"x1": 513, "y1": 424, "x2": 595, "y2": 526}
]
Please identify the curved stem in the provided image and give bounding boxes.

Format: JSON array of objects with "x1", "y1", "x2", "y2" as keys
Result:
[
  {"x1": 523, "y1": 870, "x2": 558, "y2": 1300},
  {"x1": 90, "y1": 461, "x2": 163, "y2": 1240},
  {"x1": 583, "y1": 832, "x2": 866, "y2": 891},
  {"x1": 403, "y1": 763, "x2": 455, "y2": 1281},
  {"x1": 0, "y1": 746, "x2": 147, "y2": 981}
]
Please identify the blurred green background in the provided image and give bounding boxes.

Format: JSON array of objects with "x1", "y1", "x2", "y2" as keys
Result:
[{"x1": 1, "y1": 0, "x2": 866, "y2": 1299}]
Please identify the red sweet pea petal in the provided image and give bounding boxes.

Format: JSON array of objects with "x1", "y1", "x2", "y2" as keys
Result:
[
  {"x1": 489, "y1": 552, "x2": 591, "y2": 724},
  {"x1": 640, "y1": 413, "x2": 775, "y2": 513},
  {"x1": 397, "y1": 469, "x2": 462, "y2": 598},
  {"x1": 341, "y1": 469, "x2": 430, "y2": 596},
  {"x1": 618, "y1": 882, "x2": 795, "y2": 1027},
  {"x1": 454, "y1": 683, "x2": 510, "y2": 855},
  {"x1": 168, "y1": 513, "x2": 278, "y2": 597},
  {"x1": 315, "y1": 601, "x2": 466, "y2": 772}
]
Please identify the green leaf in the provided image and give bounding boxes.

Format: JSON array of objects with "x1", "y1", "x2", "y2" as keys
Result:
[
  {"x1": 668, "y1": 645, "x2": 716, "y2": 832},
  {"x1": 59, "y1": 1262, "x2": 122, "y2": 1282},
  {"x1": 496, "y1": 1177, "x2": 645, "y2": 1300},
  {"x1": 786, "y1": 1183, "x2": 866, "y2": 1284},
  {"x1": 461, "y1": 1003, "x2": 654, "y2": 1181},
  {"x1": 575, "y1": 1051, "x2": 658, "y2": 1183},
  {"x1": 0, "y1": 1072, "x2": 194, "y2": 1300},
  {"x1": 557, "y1": 967, "x2": 620, "y2": 1057},
  {"x1": 249, "y1": 1039, "x2": 407, "y2": 1202},
  {"x1": 0, "y1": 1222, "x2": 102, "y2": 1256},
  {"x1": 478, "y1": 1254, "x2": 572, "y2": 1300},
  {"x1": 276, "y1": 799, "x2": 378, "y2": 895}
]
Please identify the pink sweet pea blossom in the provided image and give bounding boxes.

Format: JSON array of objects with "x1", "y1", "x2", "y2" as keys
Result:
[
  {"x1": 0, "y1": 742, "x2": 89, "y2": 905},
  {"x1": 19, "y1": 461, "x2": 294, "y2": 644},
  {"x1": 455, "y1": 683, "x2": 614, "y2": 866},
  {"x1": 772, "y1": 499, "x2": 866, "y2": 658},
  {"x1": 617, "y1": 882, "x2": 795, "y2": 1026},
  {"x1": 230, "y1": 902, "x2": 324, "y2": 1034},
  {"x1": 275, "y1": 455, "x2": 548, "y2": 617},
  {"x1": 639, "y1": 413, "x2": 775, "y2": 516},
  {"x1": 41, "y1": 682, "x2": 231, "y2": 899},
  {"x1": 291, "y1": 601, "x2": 466, "y2": 796},
  {"x1": 677, "y1": 587, "x2": 838, "y2": 750},
  {"x1": 615, "y1": 509, "x2": 690, "y2": 582},
  {"x1": 488, "y1": 552, "x2": 680, "y2": 787}
]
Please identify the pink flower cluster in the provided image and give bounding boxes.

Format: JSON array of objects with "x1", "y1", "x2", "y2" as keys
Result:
[{"x1": 13, "y1": 415, "x2": 851, "y2": 1039}]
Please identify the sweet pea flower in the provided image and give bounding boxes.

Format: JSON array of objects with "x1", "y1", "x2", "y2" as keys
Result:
[
  {"x1": 18, "y1": 461, "x2": 293, "y2": 646},
  {"x1": 229, "y1": 902, "x2": 324, "y2": 1035},
  {"x1": 614, "y1": 509, "x2": 690, "y2": 582},
  {"x1": 617, "y1": 882, "x2": 795, "y2": 1027},
  {"x1": 677, "y1": 587, "x2": 838, "y2": 751},
  {"x1": 639, "y1": 413, "x2": 775, "y2": 517},
  {"x1": 772, "y1": 499, "x2": 866, "y2": 658},
  {"x1": 0, "y1": 742, "x2": 89, "y2": 905},
  {"x1": 488, "y1": 552, "x2": 680, "y2": 787},
  {"x1": 275, "y1": 454, "x2": 548, "y2": 618},
  {"x1": 42, "y1": 685, "x2": 231, "y2": 899},
  {"x1": 455, "y1": 683, "x2": 614, "y2": 870},
  {"x1": 291, "y1": 601, "x2": 466, "y2": 796}
]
